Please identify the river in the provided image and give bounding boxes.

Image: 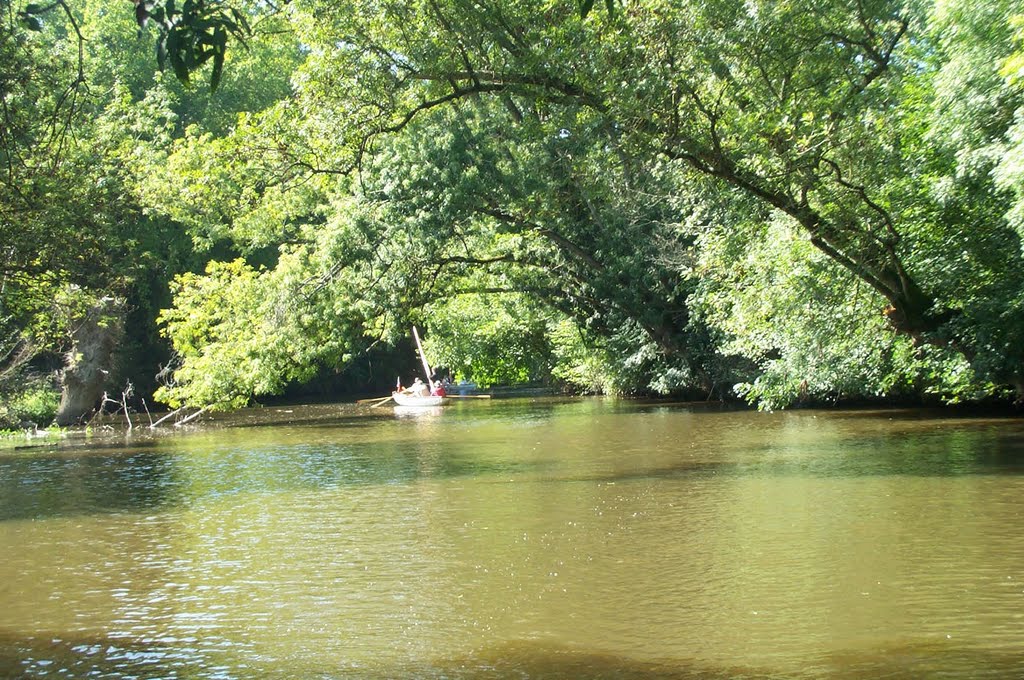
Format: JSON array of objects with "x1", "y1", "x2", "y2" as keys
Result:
[{"x1": 1, "y1": 398, "x2": 1023, "y2": 678}]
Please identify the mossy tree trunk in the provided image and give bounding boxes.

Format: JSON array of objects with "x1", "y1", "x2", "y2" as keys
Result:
[{"x1": 55, "y1": 296, "x2": 126, "y2": 426}]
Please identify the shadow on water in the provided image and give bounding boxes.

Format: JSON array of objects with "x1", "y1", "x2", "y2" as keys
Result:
[
  {"x1": 433, "y1": 640, "x2": 1024, "y2": 680},
  {"x1": 0, "y1": 438, "x2": 554, "y2": 522},
  {"x1": 0, "y1": 449, "x2": 185, "y2": 521},
  {"x1": 746, "y1": 428, "x2": 1024, "y2": 478},
  {"x1": 3, "y1": 633, "x2": 1023, "y2": 679},
  {"x1": 0, "y1": 630, "x2": 236, "y2": 679},
  {"x1": 3, "y1": 400, "x2": 1023, "y2": 521},
  {"x1": 554, "y1": 428, "x2": 1024, "y2": 485},
  {"x1": 4, "y1": 429, "x2": 1024, "y2": 523}
]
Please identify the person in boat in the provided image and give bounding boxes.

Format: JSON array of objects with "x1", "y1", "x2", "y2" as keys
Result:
[{"x1": 409, "y1": 377, "x2": 429, "y2": 397}]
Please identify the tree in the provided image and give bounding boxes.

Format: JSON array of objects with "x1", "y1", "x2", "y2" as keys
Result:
[
  {"x1": 0, "y1": 0, "x2": 303, "y2": 425},
  {"x1": 255, "y1": 0, "x2": 1023, "y2": 398},
  {"x1": 97, "y1": 0, "x2": 1024, "y2": 408},
  {"x1": 1, "y1": 0, "x2": 147, "y2": 424},
  {"x1": 151, "y1": 75, "x2": 732, "y2": 406}
]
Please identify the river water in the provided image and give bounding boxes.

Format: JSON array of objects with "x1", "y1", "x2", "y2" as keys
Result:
[{"x1": 1, "y1": 398, "x2": 1023, "y2": 678}]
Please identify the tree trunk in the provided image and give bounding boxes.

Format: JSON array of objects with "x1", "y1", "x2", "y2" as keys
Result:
[{"x1": 55, "y1": 296, "x2": 126, "y2": 426}]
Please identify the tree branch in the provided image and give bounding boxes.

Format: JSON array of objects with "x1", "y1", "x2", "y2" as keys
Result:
[{"x1": 476, "y1": 205, "x2": 605, "y2": 271}]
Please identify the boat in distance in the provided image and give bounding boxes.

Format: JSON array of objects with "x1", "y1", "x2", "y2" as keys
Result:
[
  {"x1": 388, "y1": 326, "x2": 450, "y2": 408},
  {"x1": 391, "y1": 392, "x2": 447, "y2": 407}
]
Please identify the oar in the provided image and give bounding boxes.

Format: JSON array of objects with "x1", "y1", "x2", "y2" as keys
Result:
[
  {"x1": 357, "y1": 395, "x2": 394, "y2": 405},
  {"x1": 370, "y1": 395, "x2": 395, "y2": 408}
]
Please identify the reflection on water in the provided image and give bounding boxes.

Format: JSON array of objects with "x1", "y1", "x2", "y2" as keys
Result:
[{"x1": 1, "y1": 399, "x2": 1023, "y2": 678}]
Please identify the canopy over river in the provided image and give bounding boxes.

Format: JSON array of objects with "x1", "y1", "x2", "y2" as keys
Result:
[{"x1": 1, "y1": 398, "x2": 1023, "y2": 678}]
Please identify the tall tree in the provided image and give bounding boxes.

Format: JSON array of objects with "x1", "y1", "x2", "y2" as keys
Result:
[
  {"x1": 0, "y1": 0, "x2": 302, "y2": 425},
  {"x1": 141, "y1": 0, "x2": 1024, "y2": 407}
]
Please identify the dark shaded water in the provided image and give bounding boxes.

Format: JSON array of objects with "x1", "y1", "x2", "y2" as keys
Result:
[{"x1": 2, "y1": 398, "x2": 1023, "y2": 678}]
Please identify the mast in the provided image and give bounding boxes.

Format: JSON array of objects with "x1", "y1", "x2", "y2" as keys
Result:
[{"x1": 412, "y1": 326, "x2": 433, "y2": 388}]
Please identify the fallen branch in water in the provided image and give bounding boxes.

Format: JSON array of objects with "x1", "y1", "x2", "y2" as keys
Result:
[
  {"x1": 174, "y1": 406, "x2": 209, "y2": 427},
  {"x1": 149, "y1": 406, "x2": 185, "y2": 429},
  {"x1": 147, "y1": 405, "x2": 210, "y2": 428}
]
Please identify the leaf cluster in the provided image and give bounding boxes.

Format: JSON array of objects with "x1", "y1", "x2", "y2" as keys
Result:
[{"x1": 135, "y1": 0, "x2": 252, "y2": 90}]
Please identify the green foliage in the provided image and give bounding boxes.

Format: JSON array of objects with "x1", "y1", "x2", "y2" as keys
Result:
[
  {"x1": 1, "y1": 0, "x2": 306, "y2": 414},
  {"x1": 547, "y1": 319, "x2": 616, "y2": 394},
  {"x1": 995, "y1": 15, "x2": 1024, "y2": 244},
  {"x1": 138, "y1": 120, "x2": 330, "y2": 253},
  {"x1": 577, "y1": 0, "x2": 617, "y2": 21},
  {"x1": 691, "y1": 211, "x2": 1013, "y2": 409},
  {"x1": 423, "y1": 294, "x2": 553, "y2": 387},
  {"x1": 0, "y1": 379, "x2": 60, "y2": 429},
  {"x1": 146, "y1": 0, "x2": 1024, "y2": 408},
  {"x1": 156, "y1": 258, "x2": 338, "y2": 408},
  {"x1": 134, "y1": 0, "x2": 251, "y2": 91},
  {"x1": 0, "y1": 2, "x2": 147, "y2": 384},
  {"x1": 10, "y1": 0, "x2": 1024, "y2": 412}
]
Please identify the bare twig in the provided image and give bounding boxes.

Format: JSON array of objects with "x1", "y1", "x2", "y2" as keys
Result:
[
  {"x1": 149, "y1": 406, "x2": 185, "y2": 429},
  {"x1": 174, "y1": 406, "x2": 210, "y2": 427}
]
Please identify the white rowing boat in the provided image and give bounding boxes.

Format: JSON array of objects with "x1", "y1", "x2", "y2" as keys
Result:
[
  {"x1": 391, "y1": 392, "x2": 447, "y2": 407},
  {"x1": 387, "y1": 326, "x2": 451, "y2": 408}
]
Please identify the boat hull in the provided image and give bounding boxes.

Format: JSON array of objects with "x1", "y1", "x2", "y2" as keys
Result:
[{"x1": 391, "y1": 392, "x2": 447, "y2": 407}]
